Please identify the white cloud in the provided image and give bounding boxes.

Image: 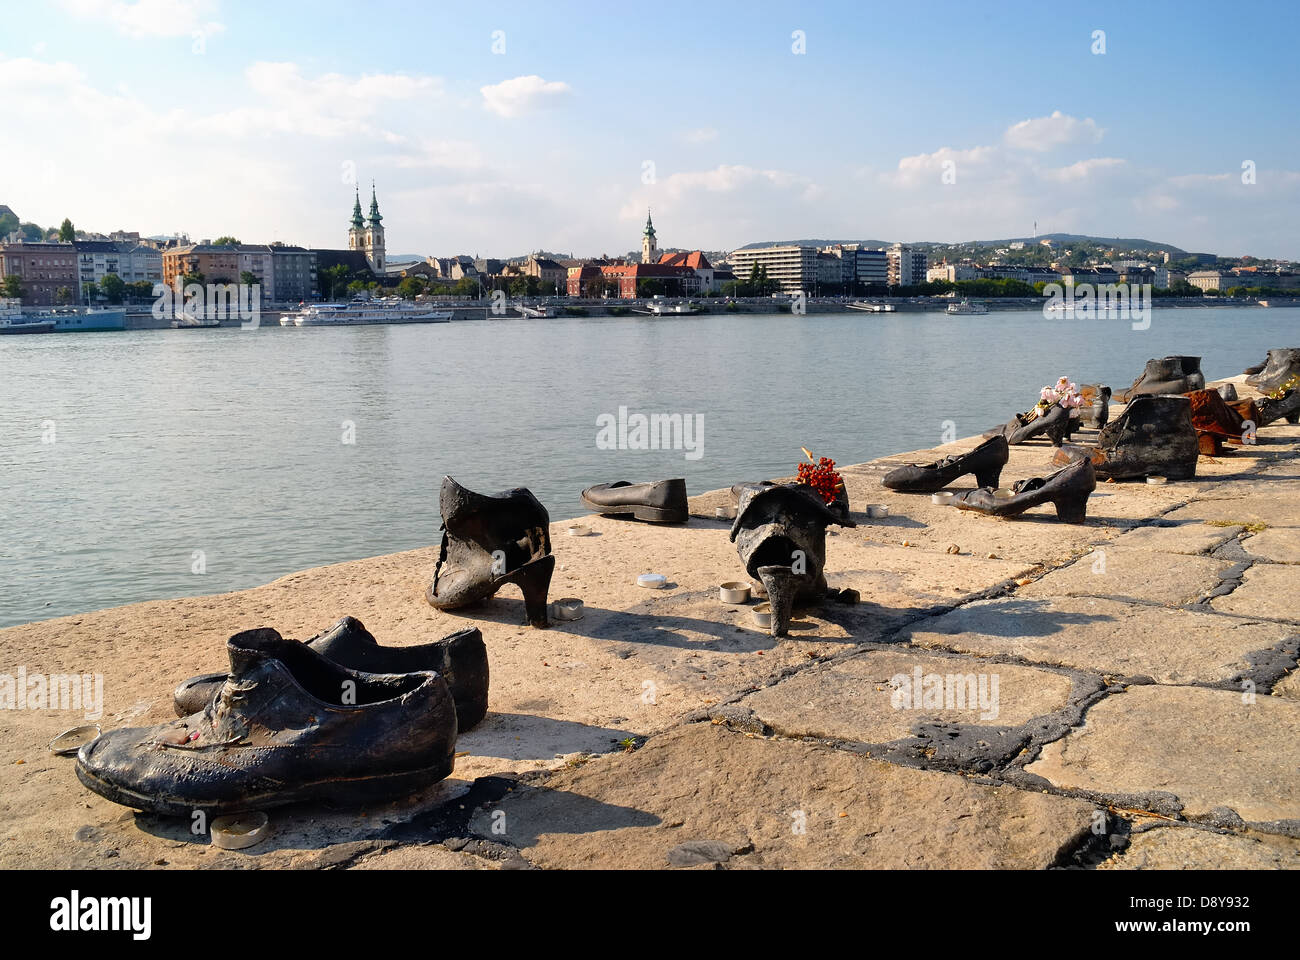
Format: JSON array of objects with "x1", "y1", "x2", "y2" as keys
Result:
[
  {"x1": 392, "y1": 138, "x2": 488, "y2": 172},
  {"x1": 202, "y1": 62, "x2": 443, "y2": 139},
  {"x1": 655, "y1": 164, "x2": 808, "y2": 196},
  {"x1": 612, "y1": 164, "x2": 821, "y2": 249},
  {"x1": 1004, "y1": 111, "x2": 1103, "y2": 152},
  {"x1": 679, "y1": 127, "x2": 719, "y2": 143},
  {"x1": 884, "y1": 145, "x2": 999, "y2": 187},
  {"x1": 1040, "y1": 157, "x2": 1126, "y2": 182},
  {"x1": 480, "y1": 75, "x2": 572, "y2": 118},
  {"x1": 56, "y1": 0, "x2": 225, "y2": 39}
]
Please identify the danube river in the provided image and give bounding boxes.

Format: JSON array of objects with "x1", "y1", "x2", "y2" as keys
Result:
[{"x1": 1, "y1": 307, "x2": 1295, "y2": 627}]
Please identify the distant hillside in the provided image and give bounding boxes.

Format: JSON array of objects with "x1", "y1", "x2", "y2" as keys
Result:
[
  {"x1": 951, "y1": 234, "x2": 1189, "y2": 256},
  {"x1": 736, "y1": 234, "x2": 1192, "y2": 256},
  {"x1": 737, "y1": 239, "x2": 892, "y2": 250}
]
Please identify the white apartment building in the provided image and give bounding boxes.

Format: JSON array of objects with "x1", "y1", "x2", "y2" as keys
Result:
[
  {"x1": 927, "y1": 263, "x2": 979, "y2": 283},
  {"x1": 887, "y1": 243, "x2": 928, "y2": 286},
  {"x1": 727, "y1": 245, "x2": 819, "y2": 293}
]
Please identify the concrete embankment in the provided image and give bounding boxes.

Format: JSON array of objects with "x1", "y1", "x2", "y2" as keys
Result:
[
  {"x1": 1, "y1": 377, "x2": 1297, "y2": 869},
  {"x1": 115, "y1": 297, "x2": 1258, "y2": 329}
]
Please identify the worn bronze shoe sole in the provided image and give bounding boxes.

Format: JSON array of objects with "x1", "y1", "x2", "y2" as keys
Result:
[
  {"x1": 579, "y1": 493, "x2": 687, "y2": 523},
  {"x1": 74, "y1": 750, "x2": 457, "y2": 818}
]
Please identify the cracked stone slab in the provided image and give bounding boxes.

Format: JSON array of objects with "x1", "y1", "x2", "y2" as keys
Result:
[
  {"x1": 1018, "y1": 548, "x2": 1232, "y2": 605},
  {"x1": 904, "y1": 596, "x2": 1292, "y2": 684},
  {"x1": 469, "y1": 722, "x2": 1096, "y2": 869},
  {"x1": 1027, "y1": 685, "x2": 1300, "y2": 824},
  {"x1": 1117, "y1": 521, "x2": 1245, "y2": 556},
  {"x1": 1211, "y1": 564, "x2": 1300, "y2": 623},
  {"x1": 1098, "y1": 826, "x2": 1300, "y2": 869},
  {"x1": 1160, "y1": 493, "x2": 1300, "y2": 525},
  {"x1": 735, "y1": 649, "x2": 1074, "y2": 744},
  {"x1": 1241, "y1": 526, "x2": 1300, "y2": 564}
]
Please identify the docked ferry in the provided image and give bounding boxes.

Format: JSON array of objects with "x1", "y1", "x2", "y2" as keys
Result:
[
  {"x1": 1, "y1": 300, "x2": 125, "y2": 333},
  {"x1": 283, "y1": 299, "x2": 453, "y2": 326},
  {"x1": 946, "y1": 299, "x2": 989, "y2": 315}
]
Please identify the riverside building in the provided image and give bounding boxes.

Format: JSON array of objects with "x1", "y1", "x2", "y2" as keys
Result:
[{"x1": 727, "y1": 245, "x2": 819, "y2": 293}]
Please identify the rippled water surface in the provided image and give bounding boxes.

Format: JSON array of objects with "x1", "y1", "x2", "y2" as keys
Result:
[{"x1": 2, "y1": 307, "x2": 1296, "y2": 626}]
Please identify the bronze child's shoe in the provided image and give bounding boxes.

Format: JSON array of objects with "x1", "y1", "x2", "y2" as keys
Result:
[{"x1": 426, "y1": 476, "x2": 554, "y2": 628}]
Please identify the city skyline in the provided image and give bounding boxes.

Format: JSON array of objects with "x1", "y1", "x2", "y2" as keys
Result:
[{"x1": 4, "y1": 0, "x2": 1299, "y2": 258}]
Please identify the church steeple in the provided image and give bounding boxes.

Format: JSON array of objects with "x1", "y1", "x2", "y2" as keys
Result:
[
  {"x1": 368, "y1": 181, "x2": 383, "y2": 225},
  {"x1": 350, "y1": 188, "x2": 365, "y2": 230},
  {"x1": 641, "y1": 208, "x2": 658, "y2": 264}
]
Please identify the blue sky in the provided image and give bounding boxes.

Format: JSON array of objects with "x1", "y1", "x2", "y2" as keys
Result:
[{"x1": 4, "y1": 0, "x2": 1298, "y2": 258}]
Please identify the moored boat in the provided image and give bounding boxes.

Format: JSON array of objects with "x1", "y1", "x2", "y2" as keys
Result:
[
  {"x1": 2, "y1": 300, "x2": 124, "y2": 333},
  {"x1": 647, "y1": 299, "x2": 700, "y2": 315},
  {"x1": 289, "y1": 299, "x2": 453, "y2": 326},
  {"x1": 0, "y1": 298, "x2": 55, "y2": 334}
]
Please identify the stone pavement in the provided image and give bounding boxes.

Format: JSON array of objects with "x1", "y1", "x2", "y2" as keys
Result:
[{"x1": 1, "y1": 383, "x2": 1297, "y2": 869}]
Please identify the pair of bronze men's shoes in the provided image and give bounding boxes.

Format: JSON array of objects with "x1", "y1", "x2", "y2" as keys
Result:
[{"x1": 75, "y1": 617, "x2": 487, "y2": 817}]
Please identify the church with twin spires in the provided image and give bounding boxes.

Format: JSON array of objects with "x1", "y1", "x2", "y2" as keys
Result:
[{"x1": 348, "y1": 183, "x2": 386, "y2": 273}]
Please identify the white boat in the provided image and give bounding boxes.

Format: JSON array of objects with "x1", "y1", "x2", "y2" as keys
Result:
[
  {"x1": 288, "y1": 299, "x2": 453, "y2": 326},
  {"x1": 946, "y1": 299, "x2": 988, "y2": 315},
  {"x1": 647, "y1": 299, "x2": 699, "y2": 315},
  {"x1": 848, "y1": 301, "x2": 895, "y2": 312},
  {"x1": 517, "y1": 303, "x2": 556, "y2": 318}
]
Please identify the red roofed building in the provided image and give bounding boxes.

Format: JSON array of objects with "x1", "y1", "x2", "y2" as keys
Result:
[
  {"x1": 658, "y1": 250, "x2": 715, "y2": 291},
  {"x1": 564, "y1": 213, "x2": 717, "y2": 298},
  {"x1": 566, "y1": 262, "x2": 699, "y2": 298}
]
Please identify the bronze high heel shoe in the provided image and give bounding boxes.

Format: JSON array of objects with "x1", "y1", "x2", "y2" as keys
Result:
[
  {"x1": 426, "y1": 476, "x2": 554, "y2": 628},
  {"x1": 882, "y1": 435, "x2": 1008, "y2": 493},
  {"x1": 987, "y1": 401, "x2": 1071, "y2": 446},
  {"x1": 953, "y1": 457, "x2": 1096, "y2": 524}
]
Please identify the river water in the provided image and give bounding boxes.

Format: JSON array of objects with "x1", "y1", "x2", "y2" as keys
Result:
[{"x1": 1, "y1": 307, "x2": 1295, "y2": 627}]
